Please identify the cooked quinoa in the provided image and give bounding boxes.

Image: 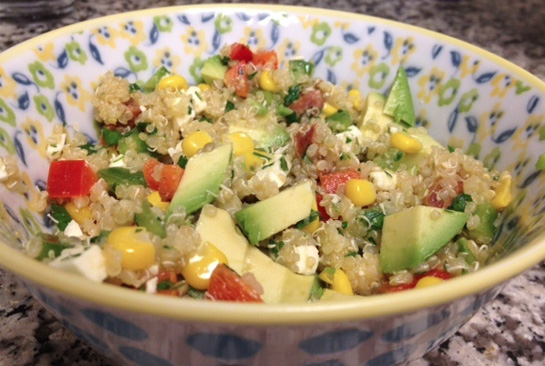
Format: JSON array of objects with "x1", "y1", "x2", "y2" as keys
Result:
[{"x1": 15, "y1": 43, "x2": 512, "y2": 302}]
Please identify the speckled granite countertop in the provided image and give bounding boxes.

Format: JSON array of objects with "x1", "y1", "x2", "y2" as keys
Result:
[{"x1": 1, "y1": 1, "x2": 544, "y2": 365}]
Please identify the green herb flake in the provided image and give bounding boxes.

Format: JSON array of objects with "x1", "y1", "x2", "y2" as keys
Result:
[
  {"x1": 340, "y1": 153, "x2": 350, "y2": 161},
  {"x1": 199, "y1": 116, "x2": 213, "y2": 123},
  {"x1": 79, "y1": 143, "x2": 99, "y2": 155},
  {"x1": 361, "y1": 209, "x2": 385, "y2": 230},
  {"x1": 225, "y1": 101, "x2": 236, "y2": 112},
  {"x1": 367, "y1": 236, "x2": 377, "y2": 245},
  {"x1": 345, "y1": 251, "x2": 358, "y2": 258},
  {"x1": 50, "y1": 204, "x2": 72, "y2": 231},
  {"x1": 248, "y1": 71, "x2": 258, "y2": 80},
  {"x1": 285, "y1": 112, "x2": 300, "y2": 125},
  {"x1": 279, "y1": 157, "x2": 289, "y2": 172},
  {"x1": 157, "y1": 281, "x2": 174, "y2": 291},
  {"x1": 341, "y1": 221, "x2": 348, "y2": 229},
  {"x1": 220, "y1": 56, "x2": 230, "y2": 66},
  {"x1": 98, "y1": 167, "x2": 147, "y2": 187},
  {"x1": 102, "y1": 128, "x2": 122, "y2": 147},
  {"x1": 129, "y1": 83, "x2": 142, "y2": 93},
  {"x1": 90, "y1": 230, "x2": 111, "y2": 244},
  {"x1": 448, "y1": 145, "x2": 455, "y2": 153},
  {"x1": 177, "y1": 155, "x2": 188, "y2": 169},
  {"x1": 296, "y1": 210, "x2": 320, "y2": 229},
  {"x1": 253, "y1": 150, "x2": 271, "y2": 160},
  {"x1": 346, "y1": 137, "x2": 353, "y2": 143},
  {"x1": 269, "y1": 240, "x2": 285, "y2": 257},
  {"x1": 284, "y1": 85, "x2": 301, "y2": 106},
  {"x1": 308, "y1": 275, "x2": 324, "y2": 301},
  {"x1": 448, "y1": 193, "x2": 473, "y2": 212}
]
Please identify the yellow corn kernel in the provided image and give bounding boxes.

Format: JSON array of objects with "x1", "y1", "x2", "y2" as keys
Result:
[
  {"x1": 415, "y1": 276, "x2": 444, "y2": 289},
  {"x1": 301, "y1": 199, "x2": 320, "y2": 234},
  {"x1": 147, "y1": 191, "x2": 169, "y2": 212},
  {"x1": 198, "y1": 83, "x2": 211, "y2": 92},
  {"x1": 322, "y1": 102, "x2": 338, "y2": 117},
  {"x1": 348, "y1": 89, "x2": 362, "y2": 110},
  {"x1": 228, "y1": 132, "x2": 255, "y2": 156},
  {"x1": 181, "y1": 242, "x2": 228, "y2": 290},
  {"x1": 390, "y1": 132, "x2": 423, "y2": 154},
  {"x1": 345, "y1": 179, "x2": 376, "y2": 207},
  {"x1": 182, "y1": 131, "x2": 213, "y2": 158},
  {"x1": 107, "y1": 227, "x2": 156, "y2": 271},
  {"x1": 491, "y1": 175, "x2": 512, "y2": 210},
  {"x1": 259, "y1": 70, "x2": 279, "y2": 92},
  {"x1": 157, "y1": 75, "x2": 188, "y2": 92},
  {"x1": 243, "y1": 150, "x2": 269, "y2": 173},
  {"x1": 64, "y1": 202, "x2": 92, "y2": 225},
  {"x1": 319, "y1": 268, "x2": 353, "y2": 296}
]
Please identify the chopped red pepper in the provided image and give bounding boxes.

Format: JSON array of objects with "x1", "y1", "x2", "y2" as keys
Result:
[
  {"x1": 158, "y1": 164, "x2": 184, "y2": 202},
  {"x1": 47, "y1": 160, "x2": 98, "y2": 198},
  {"x1": 224, "y1": 61, "x2": 251, "y2": 98},
  {"x1": 288, "y1": 89, "x2": 325, "y2": 117},
  {"x1": 294, "y1": 124, "x2": 317, "y2": 158},
  {"x1": 424, "y1": 181, "x2": 463, "y2": 208},
  {"x1": 252, "y1": 50, "x2": 278, "y2": 69},
  {"x1": 205, "y1": 264, "x2": 264, "y2": 303},
  {"x1": 316, "y1": 194, "x2": 331, "y2": 222},
  {"x1": 229, "y1": 43, "x2": 254, "y2": 62},
  {"x1": 319, "y1": 169, "x2": 360, "y2": 194},
  {"x1": 142, "y1": 159, "x2": 163, "y2": 191}
]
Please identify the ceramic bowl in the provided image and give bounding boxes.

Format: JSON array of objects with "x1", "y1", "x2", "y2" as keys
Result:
[{"x1": 1, "y1": 4, "x2": 545, "y2": 366}]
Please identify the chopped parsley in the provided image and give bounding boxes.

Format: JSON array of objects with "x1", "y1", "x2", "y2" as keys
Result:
[
  {"x1": 50, "y1": 204, "x2": 72, "y2": 231},
  {"x1": 98, "y1": 167, "x2": 147, "y2": 187},
  {"x1": 361, "y1": 209, "x2": 385, "y2": 230},
  {"x1": 448, "y1": 193, "x2": 473, "y2": 212},
  {"x1": 345, "y1": 251, "x2": 358, "y2": 258},
  {"x1": 279, "y1": 157, "x2": 289, "y2": 172},
  {"x1": 448, "y1": 145, "x2": 455, "y2": 153},
  {"x1": 101, "y1": 128, "x2": 122, "y2": 147},
  {"x1": 225, "y1": 101, "x2": 235, "y2": 112},
  {"x1": 296, "y1": 210, "x2": 320, "y2": 229},
  {"x1": 284, "y1": 85, "x2": 301, "y2": 106},
  {"x1": 157, "y1": 281, "x2": 174, "y2": 291},
  {"x1": 248, "y1": 71, "x2": 258, "y2": 80},
  {"x1": 269, "y1": 240, "x2": 285, "y2": 257}
]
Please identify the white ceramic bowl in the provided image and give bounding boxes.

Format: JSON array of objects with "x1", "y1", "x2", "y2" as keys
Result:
[{"x1": 1, "y1": 4, "x2": 545, "y2": 366}]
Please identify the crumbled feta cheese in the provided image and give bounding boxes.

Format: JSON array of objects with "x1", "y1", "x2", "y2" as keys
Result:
[
  {"x1": 145, "y1": 277, "x2": 158, "y2": 294},
  {"x1": 370, "y1": 170, "x2": 397, "y2": 190},
  {"x1": 0, "y1": 157, "x2": 8, "y2": 182},
  {"x1": 46, "y1": 133, "x2": 66, "y2": 160},
  {"x1": 255, "y1": 150, "x2": 291, "y2": 188},
  {"x1": 167, "y1": 141, "x2": 183, "y2": 161},
  {"x1": 389, "y1": 124, "x2": 402, "y2": 134},
  {"x1": 108, "y1": 153, "x2": 125, "y2": 168},
  {"x1": 336, "y1": 126, "x2": 363, "y2": 153},
  {"x1": 49, "y1": 245, "x2": 107, "y2": 282},
  {"x1": 293, "y1": 245, "x2": 320, "y2": 275},
  {"x1": 185, "y1": 86, "x2": 207, "y2": 114},
  {"x1": 64, "y1": 220, "x2": 84, "y2": 237}
]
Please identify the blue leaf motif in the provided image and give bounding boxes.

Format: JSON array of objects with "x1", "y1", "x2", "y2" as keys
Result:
[
  {"x1": 475, "y1": 72, "x2": 496, "y2": 84},
  {"x1": 465, "y1": 116, "x2": 478, "y2": 133},
  {"x1": 494, "y1": 127, "x2": 517, "y2": 143},
  {"x1": 35, "y1": 179, "x2": 47, "y2": 191},
  {"x1": 342, "y1": 32, "x2": 360, "y2": 44},
  {"x1": 201, "y1": 13, "x2": 215, "y2": 23},
  {"x1": 54, "y1": 95, "x2": 66, "y2": 126},
  {"x1": 527, "y1": 95, "x2": 539, "y2": 114},
  {"x1": 5, "y1": 204, "x2": 20, "y2": 224},
  {"x1": 236, "y1": 12, "x2": 251, "y2": 22},
  {"x1": 17, "y1": 92, "x2": 30, "y2": 110},
  {"x1": 177, "y1": 15, "x2": 190, "y2": 25},
  {"x1": 311, "y1": 49, "x2": 326, "y2": 66},
  {"x1": 257, "y1": 13, "x2": 270, "y2": 21},
  {"x1": 327, "y1": 69, "x2": 337, "y2": 85},
  {"x1": 404, "y1": 67, "x2": 421, "y2": 77},
  {"x1": 384, "y1": 32, "x2": 393, "y2": 52},
  {"x1": 450, "y1": 51, "x2": 462, "y2": 67},
  {"x1": 520, "y1": 170, "x2": 541, "y2": 189},
  {"x1": 14, "y1": 131, "x2": 26, "y2": 166},
  {"x1": 11, "y1": 72, "x2": 33, "y2": 86},
  {"x1": 57, "y1": 50, "x2": 69, "y2": 69},
  {"x1": 114, "y1": 67, "x2": 134, "y2": 79},
  {"x1": 447, "y1": 107, "x2": 459, "y2": 133},
  {"x1": 432, "y1": 45, "x2": 443, "y2": 59},
  {"x1": 367, "y1": 26, "x2": 376, "y2": 34},
  {"x1": 149, "y1": 24, "x2": 159, "y2": 45},
  {"x1": 89, "y1": 40, "x2": 103, "y2": 65},
  {"x1": 211, "y1": 29, "x2": 221, "y2": 53},
  {"x1": 271, "y1": 24, "x2": 280, "y2": 46}
]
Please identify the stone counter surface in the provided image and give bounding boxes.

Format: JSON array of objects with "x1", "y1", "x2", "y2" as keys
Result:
[{"x1": 1, "y1": 1, "x2": 544, "y2": 365}]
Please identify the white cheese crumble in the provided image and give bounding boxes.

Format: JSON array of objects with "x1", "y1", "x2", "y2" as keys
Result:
[
  {"x1": 46, "y1": 133, "x2": 66, "y2": 160},
  {"x1": 64, "y1": 220, "x2": 84, "y2": 237},
  {"x1": 369, "y1": 170, "x2": 398, "y2": 190},
  {"x1": 336, "y1": 126, "x2": 364, "y2": 153},
  {"x1": 255, "y1": 149, "x2": 291, "y2": 188},
  {"x1": 108, "y1": 153, "x2": 125, "y2": 168},
  {"x1": 145, "y1": 277, "x2": 158, "y2": 294},
  {"x1": 173, "y1": 86, "x2": 208, "y2": 130},
  {"x1": 293, "y1": 245, "x2": 320, "y2": 275},
  {"x1": 49, "y1": 245, "x2": 107, "y2": 282},
  {"x1": 167, "y1": 141, "x2": 183, "y2": 161}
]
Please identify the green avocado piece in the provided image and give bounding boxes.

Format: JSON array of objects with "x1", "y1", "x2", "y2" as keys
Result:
[
  {"x1": 143, "y1": 66, "x2": 170, "y2": 92},
  {"x1": 358, "y1": 92, "x2": 394, "y2": 140},
  {"x1": 196, "y1": 207, "x2": 315, "y2": 303},
  {"x1": 289, "y1": 59, "x2": 314, "y2": 83},
  {"x1": 326, "y1": 110, "x2": 352, "y2": 133},
  {"x1": 383, "y1": 67, "x2": 416, "y2": 126},
  {"x1": 467, "y1": 203, "x2": 498, "y2": 244},
  {"x1": 118, "y1": 131, "x2": 148, "y2": 154},
  {"x1": 167, "y1": 144, "x2": 232, "y2": 217},
  {"x1": 456, "y1": 237, "x2": 477, "y2": 265},
  {"x1": 235, "y1": 181, "x2": 314, "y2": 245},
  {"x1": 200, "y1": 55, "x2": 228, "y2": 85},
  {"x1": 380, "y1": 205, "x2": 468, "y2": 273},
  {"x1": 228, "y1": 124, "x2": 289, "y2": 150}
]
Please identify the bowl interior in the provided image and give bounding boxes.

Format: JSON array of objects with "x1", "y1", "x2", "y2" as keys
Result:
[{"x1": 0, "y1": 4, "x2": 545, "y2": 320}]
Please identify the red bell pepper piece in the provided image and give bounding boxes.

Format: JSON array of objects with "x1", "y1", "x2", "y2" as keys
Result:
[
  {"x1": 288, "y1": 89, "x2": 325, "y2": 117},
  {"x1": 224, "y1": 62, "x2": 251, "y2": 98},
  {"x1": 47, "y1": 160, "x2": 97, "y2": 198},
  {"x1": 205, "y1": 264, "x2": 264, "y2": 303},
  {"x1": 294, "y1": 124, "x2": 317, "y2": 158},
  {"x1": 319, "y1": 169, "x2": 360, "y2": 194},
  {"x1": 252, "y1": 50, "x2": 278, "y2": 69},
  {"x1": 158, "y1": 164, "x2": 184, "y2": 202},
  {"x1": 230, "y1": 43, "x2": 254, "y2": 62}
]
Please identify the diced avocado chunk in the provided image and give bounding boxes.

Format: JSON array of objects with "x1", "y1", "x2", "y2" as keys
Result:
[
  {"x1": 228, "y1": 124, "x2": 289, "y2": 150},
  {"x1": 326, "y1": 110, "x2": 352, "y2": 133},
  {"x1": 118, "y1": 131, "x2": 148, "y2": 154},
  {"x1": 143, "y1": 66, "x2": 170, "y2": 92},
  {"x1": 135, "y1": 200, "x2": 166, "y2": 238},
  {"x1": 380, "y1": 205, "x2": 468, "y2": 273},
  {"x1": 167, "y1": 144, "x2": 232, "y2": 217},
  {"x1": 201, "y1": 55, "x2": 228, "y2": 85},
  {"x1": 358, "y1": 92, "x2": 394, "y2": 140},
  {"x1": 456, "y1": 237, "x2": 477, "y2": 265},
  {"x1": 467, "y1": 203, "x2": 498, "y2": 243},
  {"x1": 235, "y1": 181, "x2": 314, "y2": 245},
  {"x1": 289, "y1": 59, "x2": 314, "y2": 83},
  {"x1": 383, "y1": 67, "x2": 416, "y2": 126},
  {"x1": 196, "y1": 207, "x2": 314, "y2": 303}
]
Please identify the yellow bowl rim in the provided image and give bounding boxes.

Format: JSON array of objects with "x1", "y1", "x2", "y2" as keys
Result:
[{"x1": 1, "y1": 3, "x2": 545, "y2": 326}]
